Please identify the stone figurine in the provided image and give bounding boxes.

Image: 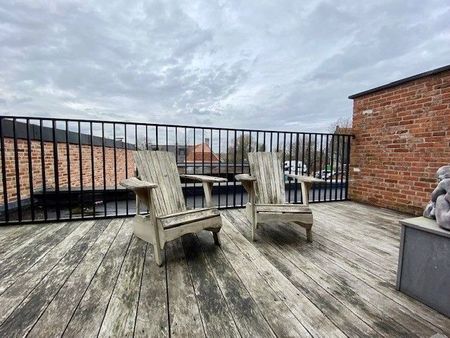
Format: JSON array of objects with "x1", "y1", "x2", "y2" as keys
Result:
[{"x1": 423, "y1": 166, "x2": 450, "y2": 230}]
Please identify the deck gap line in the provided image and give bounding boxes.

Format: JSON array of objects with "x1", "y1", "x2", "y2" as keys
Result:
[
  {"x1": 164, "y1": 247, "x2": 172, "y2": 338},
  {"x1": 133, "y1": 242, "x2": 148, "y2": 337},
  {"x1": 95, "y1": 229, "x2": 134, "y2": 338},
  {"x1": 62, "y1": 219, "x2": 126, "y2": 337},
  {"x1": 194, "y1": 233, "x2": 244, "y2": 338},
  {"x1": 0, "y1": 221, "x2": 97, "y2": 328},
  {"x1": 247, "y1": 220, "x2": 383, "y2": 337},
  {"x1": 214, "y1": 214, "x2": 278, "y2": 337},
  {"x1": 0, "y1": 221, "x2": 79, "y2": 298},
  {"x1": 309, "y1": 233, "x2": 448, "y2": 333},
  {"x1": 219, "y1": 221, "x2": 314, "y2": 337},
  {"x1": 181, "y1": 237, "x2": 208, "y2": 337},
  {"x1": 266, "y1": 219, "x2": 429, "y2": 337},
  {"x1": 24, "y1": 219, "x2": 111, "y2": 337}
]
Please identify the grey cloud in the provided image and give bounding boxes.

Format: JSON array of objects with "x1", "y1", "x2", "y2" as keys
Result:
[{"x1": 0, "y1": 0, "x2": 449, "y2": 131}]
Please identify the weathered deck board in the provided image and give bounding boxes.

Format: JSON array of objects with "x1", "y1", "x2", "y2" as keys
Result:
[{"x1": 0, "y1": 201, "x2": 449, "y2": 337}]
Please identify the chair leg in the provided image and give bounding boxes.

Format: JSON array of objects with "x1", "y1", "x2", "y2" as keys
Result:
[
  {"x1": 251, "y1": 220, "x2": 257, "y2": 242},
  {"x1": 213, "y1": 231, "x2": 221, "y2": 246},
  {"x1": 153, "y1": 242, "x2": 163, "y2": 266},
  {"x1": 306, "y1": 227, "x2": 313, "y2": 243}
]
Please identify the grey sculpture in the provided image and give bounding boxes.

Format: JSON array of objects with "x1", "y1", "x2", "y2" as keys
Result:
[{"x1": 424, "y1": 165, "x2": 450, "y2": 230}]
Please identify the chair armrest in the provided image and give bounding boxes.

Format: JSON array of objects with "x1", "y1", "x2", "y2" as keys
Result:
[
  {"x1": 120, "y1": 177, "x2": 158, "y2": 190},
  {"x1": 235, "y1": 174, "x2": 257, "y2": 182},
  {"x1": 285, "y1": 173, "x2": 325, "y2": 184},
  {"x1": 180, "y1": 174, "x2": 227, "y2": 183}
]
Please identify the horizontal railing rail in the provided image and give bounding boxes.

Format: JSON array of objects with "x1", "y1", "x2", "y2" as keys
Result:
[{"x1": 0, "y1": 115, "x2": 352, "y2": 224}]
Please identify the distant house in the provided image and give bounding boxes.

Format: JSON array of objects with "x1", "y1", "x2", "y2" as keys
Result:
[
  {"x1": 184, "y1": 139, "x2": 220, "y2": 174},
  {"x1": 185, "y1": 140, "x2": 220, "y2": 163}
]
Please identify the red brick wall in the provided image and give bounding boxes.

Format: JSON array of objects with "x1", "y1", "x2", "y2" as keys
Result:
[
  {"x1": 349, "y1": 69, "x2": 450, "y2": 215},
  {"x1": 0, "y1": 139, "x2": 135, "y2": 205}
]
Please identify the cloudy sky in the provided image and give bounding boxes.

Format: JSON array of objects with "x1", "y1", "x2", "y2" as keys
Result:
[{"x1": 0, "y1": 0, "x2": 449, "y2": 132}]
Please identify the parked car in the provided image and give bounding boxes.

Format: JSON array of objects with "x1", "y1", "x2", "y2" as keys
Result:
[
  {"x1": 315, "y1": 170, "x2": 335, "y2": 179},
  {"x1": 284, "y1": 160, "x2": 307, "y2": 174}
]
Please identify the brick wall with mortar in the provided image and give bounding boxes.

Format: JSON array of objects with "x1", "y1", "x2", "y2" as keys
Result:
[
  {"x1": 0, "y1": 138, "x2": 135, "y2": 205},
  {"x1": 349, "y1": 68, "x2": 450, "y2": 215}
]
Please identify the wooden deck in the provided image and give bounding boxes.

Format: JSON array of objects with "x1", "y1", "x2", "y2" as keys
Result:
[{"x1": 0, "y1": 202, "x2": 449, "y2": 337}]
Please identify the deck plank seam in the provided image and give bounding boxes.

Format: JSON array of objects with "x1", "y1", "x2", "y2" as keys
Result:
[
  {"x1": 133, "y1": 242, "x2": 149, "y2": 337},
  {"x1": 94, "y1": 228, "x2": 135, "y2": 338},
  {"x1": 0, "y1": 221, "x2": 81, "y2": 298},
  {"x1": 219, "y1": 218, "x2": 316, "y2": 337},
  {"x1": 250, "y1": 220, "x2": 389, "y2": 337},
  {"x1": 164, "y1": 248, "x2": 172, "y2": 338},
  {"x1": 208, "y1": 233, "x2": 278, "y2": 337},
  {"x1": 193, "y1": 233, "x2": 244, "y2": 338},
  {"x1": 180, "y1": 237, "x2": 211, "y2": 338},
  {"x1": 0, "y1": 221, "x2": 97, "y2": 328},
  {"x1": 21, "y1": 219, "x2": 112, "y2": 336},
  {"x1": 62, "y1": 219, "x2": 127, "y2": 337},
  {"x1": 259, "y1": 215, "x2": 439, "y2": 336}
]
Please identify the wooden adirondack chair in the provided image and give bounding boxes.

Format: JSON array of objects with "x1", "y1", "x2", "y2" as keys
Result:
[
  {"x1": 121, "y1": 151, "x2": 227, "y2": 266},
  {"x1": 236, "y1": 152, "x2": 324, "y2": 242}
]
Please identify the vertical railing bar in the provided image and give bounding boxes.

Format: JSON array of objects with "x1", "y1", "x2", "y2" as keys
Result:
[
  {"x1": 65, "y1": 121, "x2": 72, "y2": 219},
  {"x1": 145, "y1": 125, "x2": 149, "y2": 150},
  {"x1": 269, "y1": 132, "x2": 273, "y2": 151},
  {"x1": 218, "y1": 129, "x2": 221, "y2": 207},
  {"x1": 102, "y1": 123, "x2": 107, "y2": 217},
  {"x1": 312, "y1": 134, "x2": 317, "y2": 202},
  {"x1": 201, "y1": 128, "x2": 205, "y2": 207},
  {"x1": 184, "y1": 127, "x2": 187, "y2": 201},
  {"x1": 263, "y1": 132, "x2": 266, "y2": 151},
  {"x1": 175, "y1": 126, "x2": 178, "y2": 171},
  {"x1": 329, "y1": 134, "x2": 335, "y2": 201},
  {"x1": 345, "y1": 135, "x2": 351, "y2": 200},
  {"x1": 124, "y1": 124, "x2": 129, "y2": 215},
  {"x1": 276, "y1": 133, "x2": 280, "y2": 152},
  {"x1": 52, "y1": 120, "x2": 60, "y2": 220},
  {"x1": 282, "y1": 132, "x2": 287, "y2": 201},
  {"x1": 113, "y1": 123, "x2": 118, "y2": 216},
  {"x1": 78, "y1": 121, "x2": 84, "y2": 219},
  {"x1": 324, "y1": 134, "x2": 329, "y2": 201},
  {"x1": 135, "y1": 124, "x2": 138, "y2": 215},
  {"x1": 288, "y1": 133, "x2": 293, "y2": 202},
  {"x1": 40, "y1": 120, "x2": 48, "y2": 220},
  {"x1": 210, "y1": 128, "x2": 213, "y2": 203},
  {"x1": 335, "y1": 135, "x2": 340, "y2": 201},
  {"x1": 340, "y1": 135, "x2": 346, "y2": 200},
  {"x1": 193, "y1": 128, "x2": 196, "y2": 209},
  {"x1": 300, "y1": 133, "x2": 305, "y2": 203},
  {"x1": 0, "y1": 118, "x2": 9, "y2": 223},
  {"x1": 233, "y1": 130, "x2": 237, "y2": 207},
  {"x1": 318, "y1": 134, "x2": 323, "y2": 202},
  {"x1": 240, "y1": 130, "x2": 244, "y2": 206},
  {"x1": 256, "y1": 131, "x2": 259, "y2": 152},
  {"x1": 12, "y1": 118, "x2": 22, "y2": 222},
  {"x1": 155, "y1": 126, "x2": 159, "y2": 150},
  {"x1": 294, "y1": 133, "x2": 300, "y2": 203},
  {"x1": 27, "y1": 118, "x2": 35, "y2": 221},
  {"x1": 226, "y1": 130, "x2": 229, "y2": 207},
  {"x1": 90, "y1": 122, "x2": 95, "y2": 218},
  {"x1": 165, "y1": 126, "x2": 169, "y2": 150}
]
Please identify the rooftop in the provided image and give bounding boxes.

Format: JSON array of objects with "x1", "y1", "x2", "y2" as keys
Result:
[{"x1": 0, "y1": 202, "x2": 448, "y2": 336}]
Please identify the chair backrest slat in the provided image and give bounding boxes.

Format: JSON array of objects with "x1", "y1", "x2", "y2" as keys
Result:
[
  {"x1": 248, "y1": 152, "x2": 285, "y2": 204},
  {"x1": 134, "y1": 151, "x2": 186, "y2": 216}
]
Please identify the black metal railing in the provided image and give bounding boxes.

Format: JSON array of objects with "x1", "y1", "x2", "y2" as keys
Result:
[{"x1": 0, "y1": 116, "x2": 352, "y2": 224}]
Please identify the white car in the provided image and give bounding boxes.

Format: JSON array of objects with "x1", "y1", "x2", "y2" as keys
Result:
[{"x1": 284, "y1": 160, "x2": 307, "y2": 175}]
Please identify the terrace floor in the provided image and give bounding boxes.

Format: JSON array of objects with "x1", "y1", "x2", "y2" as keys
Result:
[{"x1": 0, "y1": 202, "x2": 449, "y2": 337}]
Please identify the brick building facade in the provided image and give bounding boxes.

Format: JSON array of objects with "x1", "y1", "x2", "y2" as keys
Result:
[
  {"x1": 0, "y1": 138, "x2": 135, "y2": 208},
  {"x1": 349, "y1": 65, "x2": 450, "y2": 215}
]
